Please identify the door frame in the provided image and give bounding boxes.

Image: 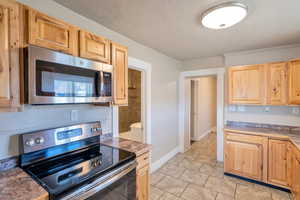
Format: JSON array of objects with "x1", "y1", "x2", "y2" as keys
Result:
[
  {"x1": 178, "y1": 68, "x2": 225, "y2": 161},
  {"x1": 112, "y1": 57, "x2": 152, "y2": 145}
]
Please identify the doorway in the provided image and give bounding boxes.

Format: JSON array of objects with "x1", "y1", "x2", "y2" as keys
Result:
[
  {"x1": 112, "y1": 57, "x2": 152, "y2": 145},
  {"x1": 119, "y1": 68, "x2": 144, "y2": 142},
  {"x1": 190, "y1": 76, "x2": 217, "y2": 160},
  {"x1": 179, "y1": 68, "x2": 225, "y2": 161}
]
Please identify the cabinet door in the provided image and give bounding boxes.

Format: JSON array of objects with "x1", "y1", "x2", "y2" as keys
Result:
[
  {"x1": 28, "y1": 9, "x2": 78, "y2": 55},
  {"x1": 224, "y1": 132, "x2": 268, "y2": 181},
  {"x1": 291, "y1": 147, "x2": 300, "y2": 200},
  {"x1": 267, "y1": 62, "x2": 288, "y2": 105},
  {"x1": 79, "y1": 30, "x2": 110, "y2": 63},
  {"x1": 289, "y1": 60, "x2": 300, "y2": 104},
  {"x1": 0, "y1": 1, "x2": 20, "y2": 111},
  {"x1": 111, "y1": 42, "x2": 128, "y2": 105},
  {"x1": 268, "y1": 139, "x2": 289, "y2": 187},
  {"x1": 137, "y1": 165, "x2": 150, "y2": 200},
  {"x1": 228, "y1": 65, "x2": 266, "y2": 104}
]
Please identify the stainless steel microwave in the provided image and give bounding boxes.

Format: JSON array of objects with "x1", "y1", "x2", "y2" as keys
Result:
[{"x1": 24, "y1": 45, "x2": 113, "y2": 105}]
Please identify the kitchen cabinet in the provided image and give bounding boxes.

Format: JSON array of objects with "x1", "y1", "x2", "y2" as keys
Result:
[
  {"x1": 79, "y1": 30, "x2": 110, "y2": 63},
  {"x1": 291, "y1": 146, "x2": 300, "y2": 200},
  {"x1": 268, "y1": 139, "x2": 290, "y2": 187},
  {"x1": 27, "y1": 9, "x2": 78, "y2": 55},
  {"x1": 136, "y1": 152, "x2": 150, "y2": 200},
  {"x1": 111, "y1": 42, "x2": 128, "y2": 105},
  {"x1": 0, "y1": 0, "x2": 21, "y2": 111},
  {"x1": 266, "y1": 62, "x2": 288, "y2": 105},
  {"x1": 228, "y1": 65, "x2": 266, "y2": 104},
  {"x1": 289, "y1": 60, "x2": 300, "y2": 105},
  {"x1": 224, "y1": 132, "x2": 268, "y2": 181}
]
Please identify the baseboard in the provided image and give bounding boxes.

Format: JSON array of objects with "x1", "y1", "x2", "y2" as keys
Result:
[
  {"x1": 191, "y1": 127, "x2": 214, "y2": 141},
  {"x1": 150, "y1": 146, "x2": 180, "y2": 173}
]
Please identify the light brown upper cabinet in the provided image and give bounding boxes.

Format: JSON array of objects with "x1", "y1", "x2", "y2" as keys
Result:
[
  {"x1": 268, "y1": 139, "x2": 290, "y2": 188},
  {"x1": 111, "y1": 42, "x2": 128, "y2": 105},
  {"x1": 228, "y1": 65, "x2": 266, "y2": 104},
  {"x1": 289, "y1": 60, "x2": 300, "y2": 105},
  {"x1": 266, "y1": 62, "x2": 288, "y2": 105},
  {"x1": 224, "y1": 132, "x2": 268, "y2": 181},
  {"x1": 27, "y1": 9, "x2": 78, "y2": 55},
  {"x1": 0, "y1": 0, "x2": 21, "y2": 111},
  {"x1": 79, "y1": 31, "x2": 110, "y2": 63}
]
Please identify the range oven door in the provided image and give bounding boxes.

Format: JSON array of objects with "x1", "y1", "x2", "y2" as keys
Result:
[
  {"x1": 60, "y1": 161, "x2": 137, "y2": 200},
  {"x1": 25, "y1": 45, "x2": 113, "y2": 105}
]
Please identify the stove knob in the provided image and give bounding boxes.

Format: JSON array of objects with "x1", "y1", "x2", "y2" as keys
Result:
[
  {"x1": 35, "y1": 137, "x2": 45, "y2": 145},
  {"x1": 25, "y1": 138, "x2": 35, "y2": 147}
]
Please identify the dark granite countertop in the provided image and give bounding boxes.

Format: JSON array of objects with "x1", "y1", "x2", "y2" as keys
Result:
[
  {"x1": 0, "y1": 167, "x2": 48, "y2": 200},
  {"x1": 101, "y1": 137, "x2": 151, "y2": 157}
]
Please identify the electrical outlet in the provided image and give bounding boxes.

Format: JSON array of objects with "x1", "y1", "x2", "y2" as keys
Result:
[
  {"x1": 228, "y1": 105, "x2": 236, "y2": 112},
  {"x1": 71, "y1": 110, "x2": 79, "y2": 121},
  {"x1": 264, "y1": 107, "x2": 270, "y2": 112},
  {"x1": 292, "y1": 107, "x2": 300, "y2": 115},
  {"x1": 237, "y1": 105, "x2": 246, "y2": 112}
]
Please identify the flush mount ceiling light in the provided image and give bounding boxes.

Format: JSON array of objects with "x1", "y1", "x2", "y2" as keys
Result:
[{"x1": 201, "y1": 2, "x2": 248, "y2": 29}]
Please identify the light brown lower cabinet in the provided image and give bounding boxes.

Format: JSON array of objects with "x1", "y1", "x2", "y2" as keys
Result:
[
  {"x1": 136, "y1": 152, "x2": 150, "y2": 200},
  {"x1": 268, "y1": 139, "x2": 290, "y2": 188},
  {"x1": 224, "y1": 132, "x2": 268, "y2": 182},
  {"x1": 137, "y1": 165, "x2": 150, "y2": 200},
  {"x1": 291, "y1": 146, "x2": 300, "y2": 200}
]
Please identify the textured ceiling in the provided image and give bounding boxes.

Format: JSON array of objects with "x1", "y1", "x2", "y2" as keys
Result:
[{"x1": 54, "y1": 0, "x2": 300, "y2": 60}]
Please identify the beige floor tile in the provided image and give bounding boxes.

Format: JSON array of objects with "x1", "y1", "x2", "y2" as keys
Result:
[
  {"x1": 150, "y1": 186, "x2": 164, "y2": 200},
  {"x1": 181, "y1": 184, "x2": 217, "y2": 200},
  {"x1": 235, "y1": 184, "x2": 272, "y2": 200},
  {"x1": 216, "y1": 193, "x2": 235, "y2": 200},
  {"x1": 159, "y1": 192, "x2": 183, "y2": 200},
  {"x1": 151, "y1": 172, "x2": 166, "y2": 186},
  {"x1": 158, "y1": 163, "x2": 186, "y2": 178},
  {"x1": 179, "y1": 170, "x2": 209, "y2": 186},
  {"x1": 199, "y1": 163, "x2": 216, "y2": 175},
  {"x1": 210, "y1": 166, "x2": 224, "y2": 178},
  {"x1": 223, "y1": 176, "x2": 254, "y2": 186},
  {"x1": 156, "y1": 176, "x2": 188, "y2": 197},
  {"x1": 271, "y1": 191, "x2": 291, "y2": 200},
  {"x1": 178, "y1": 158, "x2": 203, "y2": 170},
  {"x1": 205, "y1": 176, "x2": 236, "y2": 196}
]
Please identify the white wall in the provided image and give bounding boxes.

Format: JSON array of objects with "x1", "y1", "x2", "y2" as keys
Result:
[
  {"x1": 191, "y1": 77, "x2": 217, "y2": 141},
  {"x1": 0, "y1": 0, "x2": 182, "y2": 162},
  {"x1": 183, "y1": 44, "x2": 300, "y2": 127}
]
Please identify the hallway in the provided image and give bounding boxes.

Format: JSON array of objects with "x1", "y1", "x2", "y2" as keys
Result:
[{"x1": 151, "y1": 132, "x2": 292, "y2": 200}]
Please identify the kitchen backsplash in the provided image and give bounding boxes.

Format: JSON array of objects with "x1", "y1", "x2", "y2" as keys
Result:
[{"x1": 0, "y1": 104, "x2": 112, "y2": 159}]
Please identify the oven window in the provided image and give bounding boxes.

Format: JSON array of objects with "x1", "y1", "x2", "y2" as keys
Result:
[
  {"x1": 36, "y1": 60, "x2": 99, "y2": 97},
  {"x1": 86, "y1": 168, "x2": 136, "y2": 200}
]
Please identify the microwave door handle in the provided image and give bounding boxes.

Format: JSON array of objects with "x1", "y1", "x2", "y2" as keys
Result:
[
  {"x1": 100, "y1": 71, "x2": 105, "y2": 96},
  {"x1": 95, "y1": 72, "x2": 101, "y2": 97}
]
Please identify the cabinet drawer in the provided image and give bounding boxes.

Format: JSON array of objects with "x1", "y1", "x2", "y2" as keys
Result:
[{"x1": 137, "y1": 153, "x2": 150, "y2": 170}]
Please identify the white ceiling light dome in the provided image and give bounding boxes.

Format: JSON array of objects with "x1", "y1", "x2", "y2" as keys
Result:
[{"x1": 201, "y1": 2, "x2": 248, "y2": 29}]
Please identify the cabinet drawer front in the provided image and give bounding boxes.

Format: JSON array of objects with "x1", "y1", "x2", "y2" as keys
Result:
[
  {"x1": 79, "y1": 31, "x2": 110, "y2": 63},
  {"x1": 28, "y1": 10, "x2": 77, "y2": 55},
  {"x1": 137, "y1": 152, "x2": 150, "y2": 170},
  {"x1": 226, "y1": 132, "x2": 266, "y2": 144}
]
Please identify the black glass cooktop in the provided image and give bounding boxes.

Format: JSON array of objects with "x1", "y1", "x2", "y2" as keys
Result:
[{"x1": 22, "y1": 142, "x2": 135, "y2": 197}]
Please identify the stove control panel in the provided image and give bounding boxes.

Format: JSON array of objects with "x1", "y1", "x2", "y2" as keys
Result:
[{"x1": 21, "y1": 122, "x2": 102, "y2": 154}]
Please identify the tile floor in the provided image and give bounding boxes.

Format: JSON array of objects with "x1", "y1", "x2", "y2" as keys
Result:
[{"x1": 150, "y1": 132, "x2": 292, "y2": 200}]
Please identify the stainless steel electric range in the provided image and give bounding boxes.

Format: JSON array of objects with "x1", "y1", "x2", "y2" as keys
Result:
[{"x1": 19, "y1": 122, "x2": 137, "y2": 200}]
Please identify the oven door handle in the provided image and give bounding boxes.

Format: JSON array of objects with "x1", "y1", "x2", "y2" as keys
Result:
[{"x1": 60, "y1": 160, "x2": 137, "y2": 200}]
